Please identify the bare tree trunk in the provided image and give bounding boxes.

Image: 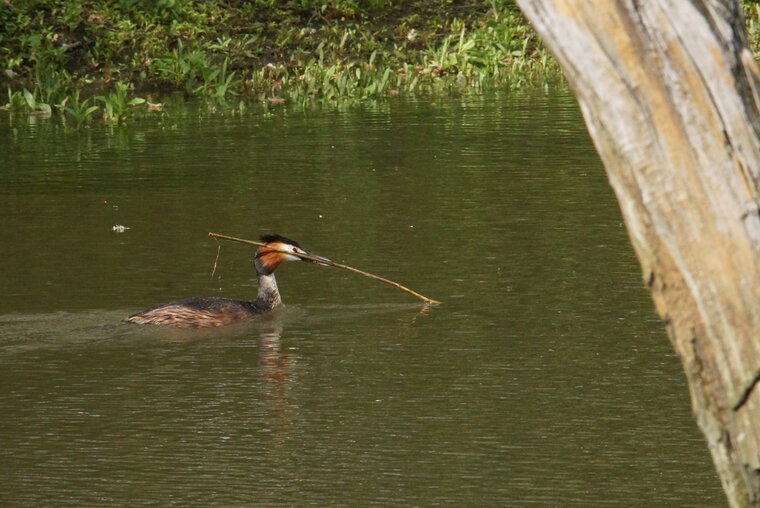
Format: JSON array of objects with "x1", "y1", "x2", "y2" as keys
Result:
[{"x1": 515, "y1": 0, "x2": 760, "y2": 505}]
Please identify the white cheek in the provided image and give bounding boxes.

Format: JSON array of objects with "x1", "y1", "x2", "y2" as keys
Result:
[{"x1": 281, "y1": 245, "x2": 302, "y2": 261}]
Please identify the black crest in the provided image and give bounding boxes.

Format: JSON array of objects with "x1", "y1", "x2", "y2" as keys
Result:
[{"x1": 260, "y1": 234, "x2": 302, "y2": 248}]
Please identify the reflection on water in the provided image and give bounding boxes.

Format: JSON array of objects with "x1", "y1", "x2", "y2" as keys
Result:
[{"x1": 0, "y1": 90, "x2": 725, "y2": 506}]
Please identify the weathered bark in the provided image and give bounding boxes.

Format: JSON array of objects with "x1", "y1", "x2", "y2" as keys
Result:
[{"x1": 515, "y1": 0, "x2": 760, "y2": 506}]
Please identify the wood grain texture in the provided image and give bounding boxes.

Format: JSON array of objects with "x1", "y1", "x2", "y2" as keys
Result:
[{"x1": 517, "y1": 1, "x2": 760, "y2": 505}]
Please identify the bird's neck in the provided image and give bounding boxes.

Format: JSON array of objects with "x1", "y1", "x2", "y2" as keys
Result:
[{"x1": 255, "y1": 272, "x2": 282, "y2": 310}]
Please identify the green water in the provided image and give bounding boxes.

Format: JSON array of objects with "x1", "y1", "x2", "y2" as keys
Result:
[{"x1": 0, "y1": 90, "x2": 724, "y2": 506}]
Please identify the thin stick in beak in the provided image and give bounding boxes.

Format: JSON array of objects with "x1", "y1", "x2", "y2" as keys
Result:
[
  {"x1": 300, "y1": 252, "x2": 332, "y2": 265},
  {"x1": 208, "y1": 232, "x2": 441, "y2": 305}
]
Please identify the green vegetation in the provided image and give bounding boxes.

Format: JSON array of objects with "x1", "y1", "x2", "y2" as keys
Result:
[
  {"x1": 4, "y1": 1, "x2": 760, "y2": 128},
  {"x1": 0, "y1": 1, "x2": 559, "y2": 127},
  {"x1": 745, "y1": 2, "x2": 760, "y2": 52}
]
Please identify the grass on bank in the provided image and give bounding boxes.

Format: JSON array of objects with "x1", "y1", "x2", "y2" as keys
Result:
[
  {"x1": 5, "y1": 1, "x2": 760, "y2": 129},
  {"x1": 0, "y1": 1, "x2": 559, "y2": 126}
]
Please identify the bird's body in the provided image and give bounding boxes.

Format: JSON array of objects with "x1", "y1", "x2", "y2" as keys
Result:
[
  {"x1": 123, "y1": 297, "x2": 268, "y2": 328},
  {"x1": 124, "y1": 235, "x2": 327, "y2": 328}
]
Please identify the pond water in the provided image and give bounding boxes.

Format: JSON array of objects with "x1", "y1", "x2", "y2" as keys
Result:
[{"x1": 0, "y1": 90, "x2": 725, "y2": 506}]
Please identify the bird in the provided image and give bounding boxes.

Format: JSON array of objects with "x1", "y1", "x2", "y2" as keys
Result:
[{"x1": 124, "y1": 234, "x2": 329, "y2": 328}]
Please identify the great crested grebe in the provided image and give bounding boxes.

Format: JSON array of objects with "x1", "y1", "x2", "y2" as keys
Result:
[{"x1": 125, "y1": 234, "x2": 329, "y2": 328}]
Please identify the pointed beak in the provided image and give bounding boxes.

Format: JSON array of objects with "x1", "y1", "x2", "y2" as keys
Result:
[{"x1": 303, "y1": 252, "x2": 331, "y2": 266}]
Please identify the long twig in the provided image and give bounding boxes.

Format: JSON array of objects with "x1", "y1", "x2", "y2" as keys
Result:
[
  {"x1": 208, "y1": 232, "x2": 442, "y2": 305},
  {"x1": 211, "y1": 235, "x2": 222, "y2": 279}
]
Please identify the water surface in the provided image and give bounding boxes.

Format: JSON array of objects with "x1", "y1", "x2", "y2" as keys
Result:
[{"x1": 0, "y1": 90, "x2": 724, "y2": 506}]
